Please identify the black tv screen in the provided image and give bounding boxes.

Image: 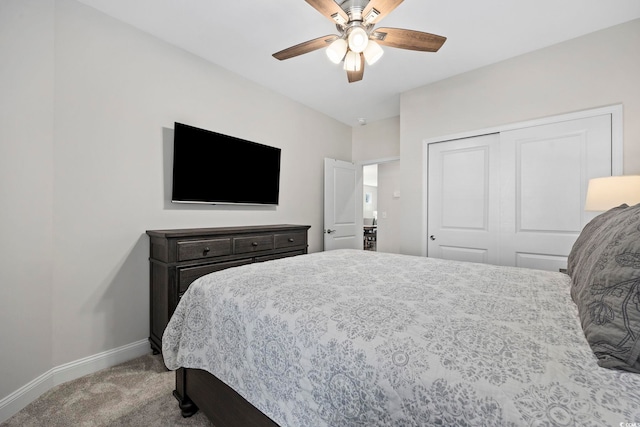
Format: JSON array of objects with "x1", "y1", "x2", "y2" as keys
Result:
[{"x1": 171, "y1": 122, "x2": 281, "y2": 205}]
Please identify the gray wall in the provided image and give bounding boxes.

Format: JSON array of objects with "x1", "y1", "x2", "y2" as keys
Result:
[
  {"x1": 0, "y1": 0, "x2": 55, "y2": 402},
  {"x1": 0, "y1": 0, "x2": 351, "y2": 402},
  {"x1": 352, "y1": 116, "x2": 400, "y2": 161},
  {"x1": 376, "y1": 161, "x2": 401, "y2": 254}
]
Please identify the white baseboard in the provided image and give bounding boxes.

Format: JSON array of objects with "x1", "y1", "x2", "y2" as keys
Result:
[{"x1": 0, "y1": 339, "x2": 150, "y2": 424}]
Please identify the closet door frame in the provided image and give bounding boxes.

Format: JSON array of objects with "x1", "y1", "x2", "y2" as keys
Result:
[{"x1": 422, "y1": 104, "x2": 623, "y2": 258}]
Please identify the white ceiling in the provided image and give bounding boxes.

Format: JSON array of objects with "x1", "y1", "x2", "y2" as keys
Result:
[{"x1": 75, "y1": 0, "x2": 640, "y2": 127}]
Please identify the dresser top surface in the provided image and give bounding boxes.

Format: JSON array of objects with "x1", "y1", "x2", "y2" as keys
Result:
[{"x1": 146, "y1": 224, "x2": 311, "y2": 239}]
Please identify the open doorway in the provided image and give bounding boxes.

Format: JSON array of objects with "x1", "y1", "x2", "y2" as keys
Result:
[
  {"x1": 363, "y1": 164, "x2": 378, "y2": 251},
  {"x1": 361, "y1": 158, "x2": 400, "y2": 253}
]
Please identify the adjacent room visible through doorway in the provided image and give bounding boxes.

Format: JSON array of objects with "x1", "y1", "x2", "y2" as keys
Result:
[{"x1": 362, "y1": 159, "x2": 400, "y2": 253}]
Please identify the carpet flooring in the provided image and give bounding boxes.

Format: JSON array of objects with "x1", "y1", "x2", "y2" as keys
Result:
[{"x1": 1, "y1": 354, "x2": 214, "y2": 427}]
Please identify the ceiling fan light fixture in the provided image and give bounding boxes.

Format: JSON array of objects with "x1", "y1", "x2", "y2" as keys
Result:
[
  {"x1": 363, "y1": 40, "x2": 383, "y2": 65},
  {"x1": 343, "y1": 50, "x2": 361, "y2": 72},
  {"x1": 347, "y1": 26, "x2": 369, "y2": 53},
  {"x1": 326, "y1": 38, "x2": 348, "y2": 64}
]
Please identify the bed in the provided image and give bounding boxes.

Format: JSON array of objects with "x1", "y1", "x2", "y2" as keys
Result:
[{"x1": 162, "y1": 203, "x2": 640, "y2": 426}]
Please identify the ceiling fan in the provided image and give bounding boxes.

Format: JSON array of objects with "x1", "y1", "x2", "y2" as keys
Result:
[{"x1": 272, "y1": 0, "x2": 446, "y2": 83}]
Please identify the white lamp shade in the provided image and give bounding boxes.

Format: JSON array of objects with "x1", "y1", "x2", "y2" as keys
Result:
[
  {"x1": 585, "y1": 175, "x2": 640, "y2": 211},
  {"x1": 347, "y1": 26, "x2": 369, "y2": 53},
  {"x1": 326, "y1": 38, "x2": 347, "y2": 64},
  {"x1": 363, "y1": 40, "x2": 383, "y2": 65},
  {"x1": 343, "y1": 51, "x2": 362, "y2": 72}
]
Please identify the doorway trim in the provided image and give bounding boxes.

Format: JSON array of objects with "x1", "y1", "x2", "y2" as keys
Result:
[{"x1": 357, "y1": 156, "x2": 401, "y2": 167}]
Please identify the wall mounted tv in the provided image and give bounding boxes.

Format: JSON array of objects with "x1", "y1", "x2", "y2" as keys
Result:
[{"x1": 171, "y1": 122, "x2": 281, "y2": 205}]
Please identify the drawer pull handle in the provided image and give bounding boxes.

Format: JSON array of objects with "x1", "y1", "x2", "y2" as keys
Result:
[
  {"x1": 203, "y1": 247, "x2": 210, "y2": 253},
  {"x1": 288, "y1": 238, "x2": 294, "y2": 242},
  {"x1": 251, "y1": 242, "x2": 258, "y2": 247}
]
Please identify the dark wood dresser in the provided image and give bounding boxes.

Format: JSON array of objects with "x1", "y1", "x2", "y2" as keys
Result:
[{"x1": 146, "y1": 224, "x2": 311, "y2": 354}]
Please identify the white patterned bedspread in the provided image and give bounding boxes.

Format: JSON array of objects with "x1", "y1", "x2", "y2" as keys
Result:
[{"x1": 163, "y1": 249, "x2": 640, "y2": 426}]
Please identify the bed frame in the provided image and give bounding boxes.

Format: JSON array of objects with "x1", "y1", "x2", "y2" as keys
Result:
[{"x1": 174, "y1": 367, "x2": 280, "y2": 427}]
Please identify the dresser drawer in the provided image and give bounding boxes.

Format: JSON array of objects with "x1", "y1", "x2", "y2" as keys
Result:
[
  {"x1": 255, "y1": 249, "x2": 306, "y2": 263},
  {"x1": 178, "y1": 259, "x2": 252, "y2": 293},
  {"x1": 274, "y1": 231, "x2": 306, "y2": 249},
  {"x1": 234, "y1": 235, "x2": 274, "y2": 254},
  {"x1": 177, "y1": 238, "x2": 231, "y2": 261}
]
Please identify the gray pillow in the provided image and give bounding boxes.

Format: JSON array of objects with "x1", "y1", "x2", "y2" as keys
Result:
[
  {"x1": 570, "y1": 203, "x2": 640, "y2": 372},
  {"x1": 567, "y1": 204, "x2": 628, "y2": 279}
]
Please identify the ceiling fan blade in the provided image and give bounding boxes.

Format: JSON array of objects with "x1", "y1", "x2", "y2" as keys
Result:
[
  {"x1": 347, "y1": 54, "x2": 365, "y2": 83},
  {"x1": 362, "y1": 0, "x2": 404, "y2": 24},
  {"x1": 371, "y1": 27, "x2": 446, "y2": 52},
  {"x1": 305, "y1": 0, "x2": 349, "y2": 23},
  {"x1": 273, "y1": 35, "x2": 339, "y2": 60}
]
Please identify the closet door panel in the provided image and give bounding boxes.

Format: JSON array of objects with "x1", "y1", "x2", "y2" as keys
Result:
[
  {"x1": 427, "y1": 134, "x2": 500, "y2": 264},
  {"x1": 499, "y1": 114, "x2": 612, "y2": 270},
  {"x1": 441, "y1": 148, "x2": 488, "y2": 229},
  {"x1": 515, "y1": 253, "x2": 568, "y2": 272},
  {"x1": 518, "y1": 135, "x2": 583, "y2": 233}
]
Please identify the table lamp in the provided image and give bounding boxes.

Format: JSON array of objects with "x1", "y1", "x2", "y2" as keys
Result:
[{"x1": 584, "y1": 175, "x2": 640, "y2": 211}]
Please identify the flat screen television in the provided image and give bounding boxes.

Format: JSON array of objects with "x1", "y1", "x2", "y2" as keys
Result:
[{"x1": 171, "y1": 122, "x2": 281, "y2": 205}]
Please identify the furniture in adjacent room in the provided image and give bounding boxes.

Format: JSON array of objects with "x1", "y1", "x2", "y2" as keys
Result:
[
  {"x1": 145, "y1": 224, "x2": 310, "y2": 354},
  {"x1": 363, "y1": 225, "x2": 376, "y2": 251}
]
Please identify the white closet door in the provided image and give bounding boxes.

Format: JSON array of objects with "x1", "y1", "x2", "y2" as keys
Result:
[
  {"x1": 427, "y1": 113, "x2": 613, "y2": 271},
  {"x1": 427, "y1": 134, "x2": 500, "y2": 264},
  {"x1": 499, "y1": 114, "x2": 612, "y2": 270}
]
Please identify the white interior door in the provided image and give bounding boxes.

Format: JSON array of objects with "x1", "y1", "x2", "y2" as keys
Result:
[
  {"x1": 499, "y1": 114, "x2": 612, "y2": 270},
  {"x1": 324, "y1": 158, "x2": 362, "y2": 251},
  {"x1": 427, "y1": 134, "x2": 500, "y2": 263}
]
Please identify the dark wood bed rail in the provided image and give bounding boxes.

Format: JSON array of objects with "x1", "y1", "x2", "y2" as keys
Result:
[{"x1": 175, "y1": 368, "x2": 280, "y2": 426}]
